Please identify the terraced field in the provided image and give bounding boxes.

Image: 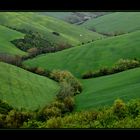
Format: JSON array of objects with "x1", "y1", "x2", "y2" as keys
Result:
[
  {"x1": 75, "y1": 68, "x2": 140, "y2": 111},
  {"x1": 0, "y1": 62, "x2": 60, "y2": 111},
  {"x1": 81, "y1": 12, "x2": 140, "y2": 35},
  {"x1": 24, "y1": 30, "x2": 140, "y2": 78},
  {"x1": 0, "y1": 12, "x2": 104, "y2": 46},
  {"x1": 0, "y1": 25, "x2": 26, "y2": 56}
]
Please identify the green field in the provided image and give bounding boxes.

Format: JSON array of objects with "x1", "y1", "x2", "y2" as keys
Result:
[
  {"x1": 0, "y1": 12, "x2": 104, "y2": 46},
  {"x1": 24, "y1": 30, "x2": 140, "y2": 78},
  {"x1": 81, "y1": 12, "x2": 140, "y2": 35},
  {"x1": 38, "y1": 12, "x2": 110, "y2": 24},
  {"x1": 0, "y1": 25, "x2": 26, "y2": 56},
  {"x1": 0, "y1": 62, "x2": 60, "y2": 111},
  {"x1": 38, "y1": 12, "x2": 73, "y2": 21},
  {"x1": 75, "y1": 68, "x2": 140, "y2": 111}
]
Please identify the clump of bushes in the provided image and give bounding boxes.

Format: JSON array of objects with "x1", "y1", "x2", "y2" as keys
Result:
[
  {"x1": 22, "y1": 66, "x2": 51, "y2": 77},
  {"x1": 41, "y1": 99, "x2": 140, "y2": 128},
  {"x1": 0, "y1": 53, "x2": 22, "y2": 66},
  {"x1": 82, "y1": 59, "x2": 140, "y2": 79},
  {"x1": 5, "y1": 109, "x2": 34, "y2": 128},
  {"x1": 57, "y1": 82, "x2": 74, "y2": 100},
  {"x1": 50, "y1": 70, "x2": 82, "y2": 95},
  {"x1": 2, "y1": 98, "x2": 140, "y2": 128},
  {"x1": 0, "y1": 100, "x2": 13, "y2": 115}
]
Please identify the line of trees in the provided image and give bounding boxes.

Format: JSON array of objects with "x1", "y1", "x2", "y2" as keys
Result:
[
  {"x1": 1, "y1": 97, "x2": 140, "y2": 128},
  {"x1": 82, "y1": 59, "x2": 140, "y2": 79}
]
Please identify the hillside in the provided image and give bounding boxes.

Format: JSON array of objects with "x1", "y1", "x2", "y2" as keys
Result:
[
  {"x1": 0, "y1": 62, "x2": 60, "y2": 111},
  {"x1": 23, "y1": 30, "x2": 140, "y2": 78},
  {"x1": 0, "y1": 12, "x2": 104, "y2": 46},
  {"x1": 39, "y1": 12, "x2": 110, "y2": 24},
  {"x1": 81, "y1": 12, "x2": 140, "y2": 35},
  {"x1": 0, "y1": 25, "x2": 26, "y2": 56},
  {"x1": 75, "y1": 68, "x2": 140, "y2": 111}
]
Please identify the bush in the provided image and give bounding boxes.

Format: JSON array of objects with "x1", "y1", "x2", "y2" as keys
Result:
[
  {"x1": 40, "y1": 107, "x2": 61, "y2": 121},
  {"x1": 112, "y1": 99, "x2": 128, "y2": 119},
  {"x1": 49, "y1": 101, "x2": 66, "y2": 114},
  {"x1": 35, "y1": 67, "x2": 45, "y2": 75},
  {"x1": 82, "y1": 59, "x2": 140, "y2": 79},
  {"x1": 63, "y1": 96, "x2": 75, "y2": 112},
  {"x1": 57, "y1": 82, "x2": 74, "y2": 101},
  {"x1": 5, "y1": 110, "x2": 33, "y2": 128},
  {"x1": 22, "y1": 120, "x2": 44, "y2": 128},
  {"x1": 46, "y1": 117, "x2": 62, "y2": 128},
  {"x1": 82, "y1": 71, "x2": 93, "y2": 79},
  {"x1": 0, "y1": 114, "x2": 6, "y2": 128},
  {"x1": 52, "y1": 32, "x2": 60, "y2": 36},
  {"x1": 0, "y1": 100, "x2": 13, "y2": 115},
  {"x1": 127, "y1": 99, "x2": 140, "y2": 118},
  {"x1": 0, "y1": 54, "x2": 22, "y2": 66},
  {"x1": 50, "y1": 70, "x2": 82, "y2": 95}
]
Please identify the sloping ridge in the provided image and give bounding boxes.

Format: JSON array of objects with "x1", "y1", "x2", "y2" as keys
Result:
[
  {"x1": 81, "y1": 12, "x2": 140, "y2": 35},
  {"x1": 0, "y1": 24, "x2": 26, "y2": 56},
  {"x1": 0, "y1": 12, "x2": 104, "y2": 46},
  {"x1": 75, "y1": 67, "x2": 140, "y2": 111},
  {"x1": 0, "y1": 62, "x2": 60, "y2": 111},
  {"x1": 24, "y1": 30, "x2": 140, "y2": 77}
]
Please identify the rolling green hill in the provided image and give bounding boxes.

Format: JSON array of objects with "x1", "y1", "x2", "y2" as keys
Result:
[
  {"x1": 23, "y1": 30, "x2": 140, "y2": 78},
  {"x1": 0, "y1": 12, "x2": 104, "y2": 46},
  {"x1": 38, "y1": 12, "x2": 73, "y2": 21},
  {"x1": 75, "y1": 67, "x2": 140, "y2": 111},
  {"x1": 0, "y1": 25, "x2": 26, "y2": 56},
  {"x1": 39, "y1": 12, "x2": 110, "y2": 24},
  {"x1": 0, "y1": 62, "x2": 60, "y2": 111},
  {"x1": 81, "y1": 12, "x2": 140, "y2": 35}
]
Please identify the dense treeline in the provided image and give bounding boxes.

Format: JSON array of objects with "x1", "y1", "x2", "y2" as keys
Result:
[
  {"x1": 82, "y1": 59, "x2": 140, "y2": 79},
  {"x1": 11, "y1": 30, "x2": 72, "y2": 58},
  {"x1": 1, "y1": 98, "x2": 140, "y2": 128}
]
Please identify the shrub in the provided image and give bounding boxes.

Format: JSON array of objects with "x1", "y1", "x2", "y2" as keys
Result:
[
  {"x1": 63, "y1": 96, "x2": 75, "y2": 112},
  {"x1": 22, "y1": 120, "x2": 44, "y2": 128},
  {"x1": 115, "y1": 59, "x2": 140, "y2": 70},
  {"x1": 50, "y1": 70, "x2": 82, "y2": 95},
  {"x1": 49, "y1": 101, "x2": 66, "y2": 114},
  {"x1": 127, "y1": 99, "x2": 140, "y2": 118},
  {"x1": 46, "y1": 117, "x2": 62, "y2": 128},
  {"x1": 40, "y1": 107, "x2": 61, "y2": 121},
  {"x1": 82, "y1": 71, "x2": 93, "y2": 79},
  {"x1": 5, "y1": 110, "x2": 33, "y2": 128},
  {"x1": 0, "y1": 100, "x2": 13, "y2": 115},
  {"x1": 0, "y1": 54, "x2": 22, "y2": 66},
  {"x1": 0, "y1": 114, "x2": 6, "y2": 128},
  {"x1": 112, "y1": 99, "x2": 128, "y2": 119},
  {"x1": 82, "y1": 59, "x2": 140, "y2": 79},
  {"x1": 57, "y1": 82, "x2": 74, "y2": 100},
  {"x1": 52, "y1": 32, "x2": 60, "y2": 36},
  {"x1": 35, "y1": 67, "x2": 45, "y2": 75}
]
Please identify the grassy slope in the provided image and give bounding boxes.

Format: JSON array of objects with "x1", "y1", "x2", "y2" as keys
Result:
[
  {"x1": 0, "y1": 62, "x2": 60, "y2": 111},
  {"x1": 81, "y1": 12, "x2": 140, "y2": 34},
  {"x1": 75, "y1": 68, "x2": 140, "y2": 111},
  {"x1": 38, "y1": 12, "x2": 73, "y2": 20},
  {"x1": 0, "y1": 25, "x2": 26, "y2": 56},
  {"x1": 24, "y1": 30, "x2": 140, "y2": 78},
  {"x1": 0, "y1": 12, "x2": 104, "y2": 46}
]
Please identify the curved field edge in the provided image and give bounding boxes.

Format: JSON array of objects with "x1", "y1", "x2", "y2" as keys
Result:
[
  {"x1": 81, "y1": 12, "x2": 140, "y2": 35},
  {"x1": 74, "y1": 68, "x2": 140, "y2": 111},
  {"x1": 0, "y1": 62, "x2": 60, "y2": 111},
  {"x1": 0, "y1": 12, "x2": 104, "y2": 46},
  {"x1": 23, "y1": 30, "x2": 140, "y2": 78},
  {"x1": 0, "y1": 25, "x2": 26, "y2": 56}
]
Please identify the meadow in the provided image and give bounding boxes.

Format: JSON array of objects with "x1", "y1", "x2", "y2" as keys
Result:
[
  {"x1": 0, "y1": 62, "x2": 60, "y2": 110},
  {"x1": 24, "y1": 30, "x2": 140, "y2": 77},
  {"x1": 81, "y1": 12, "x2": 140, "y2": 35}
]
